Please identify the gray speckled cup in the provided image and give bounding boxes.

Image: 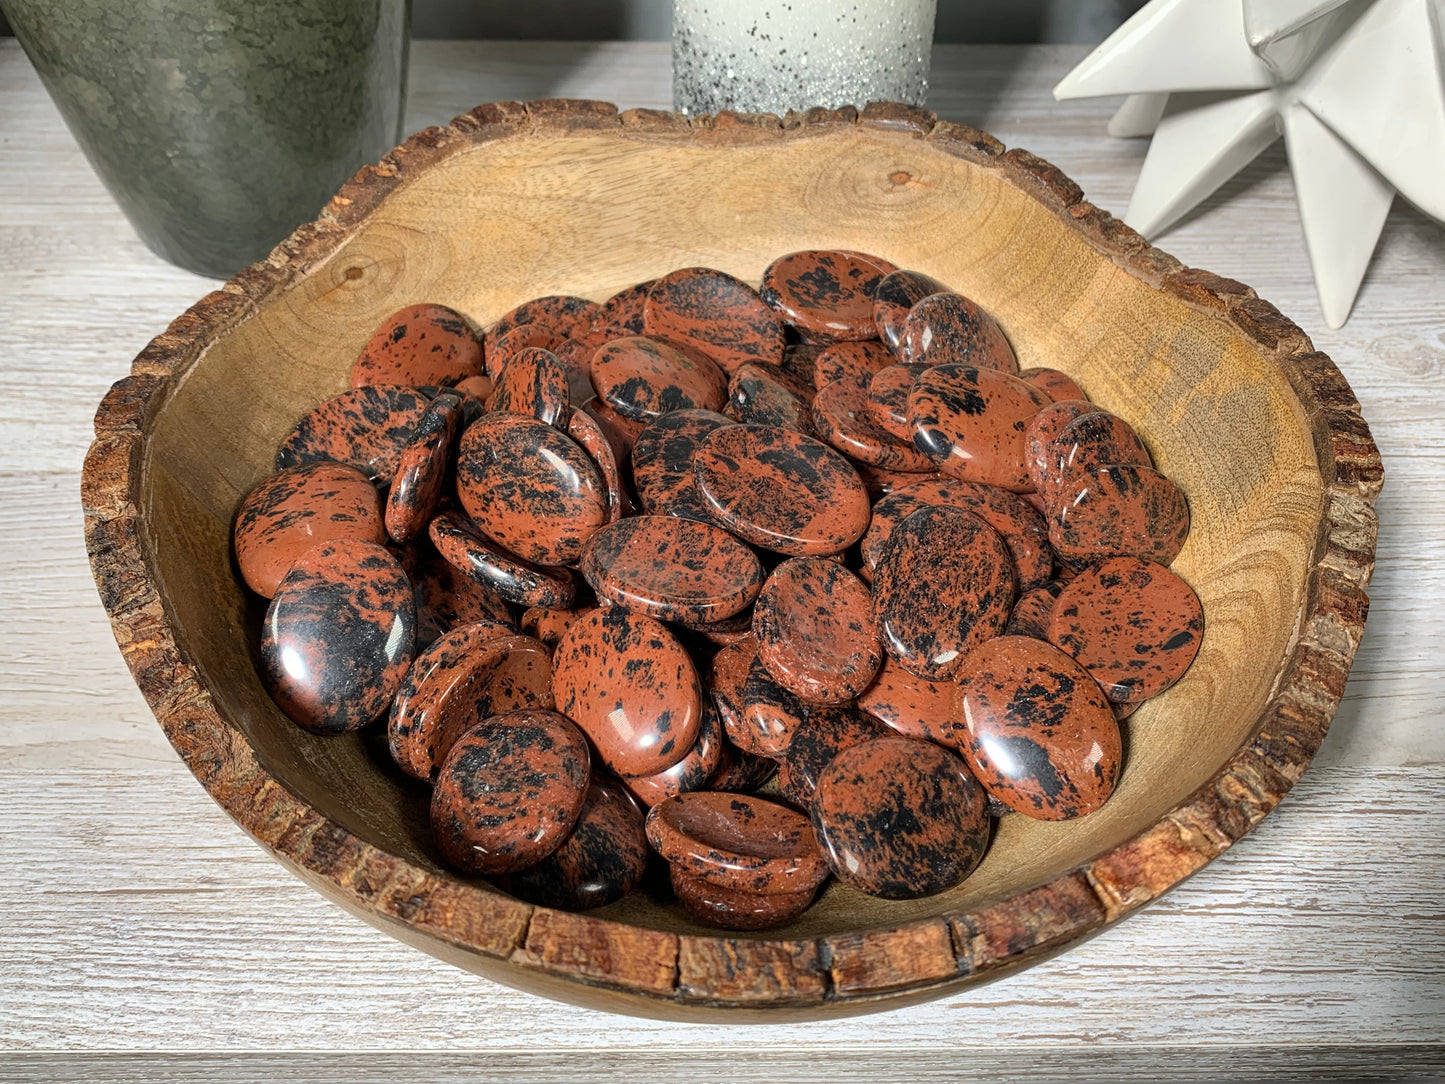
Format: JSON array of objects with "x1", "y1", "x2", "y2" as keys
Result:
[
  {"x1": 3, "y1": 0, "x2": 409, "y2": 278},
  {"x1": 672, "y1": 0, "x2": 936, "y2": 116}
]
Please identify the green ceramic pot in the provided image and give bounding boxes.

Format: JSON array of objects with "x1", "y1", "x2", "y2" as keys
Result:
[{"x1": 3, "y1": 0, "x2": 410, "y2": 278}]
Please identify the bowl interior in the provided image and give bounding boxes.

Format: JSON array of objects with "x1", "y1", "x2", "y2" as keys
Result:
[{"x1": 141, "y1": 123, "x2": 1323, "y2": 940}]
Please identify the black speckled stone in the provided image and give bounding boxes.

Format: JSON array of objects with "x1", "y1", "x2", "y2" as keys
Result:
[
  {"x1": 693, "y1": 424, "x2": 871, "y2": 556},
  {"x1": 552, "y1": 605, "x2": 703, "y2": 778},
  {"x1": 579, "y1": 515, "x2": 763, "y2": 624},
  {"x1": 1047, "y1": 556, "x2": 1204, "y2": 703},
  {"x1": 871, "y1": 506, "x2": 1015, "y2": 680},
  {"x1": 275, "y1": 385, "x2": 431, "y2": 485},
  {"x1": 753, "y1": 557, "x2": 882, "y2": 703},
  {"x1": 631, "y1": 409, "x2": 735, "y2": 523},
  {"x1": 428, "y1": 511, "x2": 576, "y2": 611},
  {"x1": 431, "y1": 709, "x2": 591, "y2": 876},
  {"x1": 260, "y1": 539, "x2": 415, "y2": 734},
  {"x1": 505, "y1": 778, "x2": 650, "y2": 911},
  {"x1": 777, "y1": 704, "x2": 889, "y2": 807},
  {"x1": 952, "y1": 635, "x2": 1122, "y2": 820},
  {"x1": 811, "y1": 737, "x2": 989, "y2": 900}
]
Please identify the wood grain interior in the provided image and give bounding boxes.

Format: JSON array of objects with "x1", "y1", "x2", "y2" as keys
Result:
[{"x1": 142, "y1": 123, "x2": 1321, "y2": 938}]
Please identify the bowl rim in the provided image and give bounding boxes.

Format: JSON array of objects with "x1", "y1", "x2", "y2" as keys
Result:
[{"x1": 80, "y1": 98, "x2": 1382, "y2": 1017}]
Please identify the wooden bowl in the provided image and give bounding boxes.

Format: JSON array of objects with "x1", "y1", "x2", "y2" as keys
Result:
[{"x1": 82, "y1": 100, "x2": 1381, "y2": 1019}]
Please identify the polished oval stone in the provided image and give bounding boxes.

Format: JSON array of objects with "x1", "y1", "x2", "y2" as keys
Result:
[
  {"x1": 520, "y1": 603, "x2": 592, "y2": 651},
  {"x1": 428, "y1": 510, "x2": 576, "y2": 610},
  {"x1": 234, "y1": 462, "x2": 384, "y2": 598},
  {"x1": 385, "y1": 391, "x2": 462, "y2": 545},
  {"x1": 631, "y1": 408, "x2": 735, "y2": 522},
  {"x1": 859, "y1": 476, "x2": 1053, "y2": 591},
  {"x1": 567, "y1": 404, "x2": 632, "y2": 524},
  {"x1": 1023, "y1": 399, "x2": 1097, "y2": 496},
  {"x1": 484, "y1": 321, "x2": 562, "y2": 383},
  {"x1": 707, "y1": 740, "x2": 779, "y2": 793},
  {"x1": 668, "y1": 866, "x2": 817, "y2": 930},
  {"x1": 585, "y1": 279, "x2": 654, "y2": 346},
  {"x1": 1047, "y1": 556, "x2": 1204, "y2": 703},
  {"x1": 386, "y1": 625, "x2": 549, "y2": 782},
  {"x1": 431, "y1": 709, "x2": 591, "y2": 875},
  {"x1": 485, "y1": 345, "x2": 571, "y2": 428},
  {"x1": 590, "y1": 335, "x2": 728, "y2": 422},
  {"x1": 867, "y1": 363, "x2": 930, "y2": 440},
  {"x1": 260, "y1": 539, "x2": 415, "y2": 734},
  {"x1": 622, "y1": 701, "x2": 724, "y2": 808},
  {"x1": 812, "y1": 340, "x2": 896, "y2": 390},
  {"x1": 738, "y1": 654, "x2": 810, "y2": 756},
  {"x1": 811, "y1": 375, "x2": 937, "y2": 472},
  {"x1": 553, "y1": 606, "x2": 703, "y2": 777},
  {"x1": 811, "y1": 736, "x2": 989, "y2": 899},
  {"x1": 953, "y1": 635, "x2": 1122, "y2": 820},
  {"x1": 693, "y1": 424, "x2": 871, "y2": 556},
  {"x1": 505, "y1": 778, "x2": 648, "y2": 911},
  {"x1": 489, "y1": 294, "x2": 599, "y2": 347},
  {"x1": 643, "y1": 267, "x2": 785, "y2": 375},
  {"x1": 871, "y1": 269, "x2": 949, "y2": 354},
  {"x1": 646, "y1": 792, "x2": 829, "y2": 896},
  {"x1": 401, "y1": 544, "x2": 514, "y2": 647},
  {"x1": 1019, "y1": 366, "x2": 1087, "y2": 403},
  {"x1": 1052, "y1": 463, "x2": 1190, "y2": 566},
  {"x1": 275, "y1": 385, "x2": 432, "y2": 484},
  {"x1": 456, "y1": 413, "x2": 607, "y2": 566},
  {"x1": 579, "y1": 515, "x2": 763, "y2": 624},
  {"x1": 907, "y1": 364, "x2": 1049, "y2": 491},
  {"x1": 872, "y1": 506, "x2": 1015, "y2": 680},
  {"x1": 726, "y1": 361, "x2": 815, "y2": 435},
  {"x1": 855, "y1": 656, "x2": 957, "y2": 745},
  {"x1": 754, "y1": 558, "x2": 883, "y2": 703},
  {"x1": 777, "y1": 704, "x2": 890, "y2": 806},
  {"x1": 1005, "y1": 580, "x2": 1066, "y2": 639},
  {"x1": 759, "y1": 249, "x2": 894, "y2": 341},
  {"x1": 707, "y1": 635, "x2": 756, "y2": 748},
  {"x1": 901, "y1": 292, "x2": 1017, "y2": 373},
  {"x1": 1042, "y1": 410, "x2": 1151, "y2": 507},
  {"x1": 403, "y1": 539, "x2": 510, "y2": 627},
  {"x1": 350, "y1": 303, "x2": 482, "y2": 389}
]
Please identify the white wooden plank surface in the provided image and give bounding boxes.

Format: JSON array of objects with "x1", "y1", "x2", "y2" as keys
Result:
[
  {"x1": 2, "y1": 767, "x2": 1441, "y2": 1054},
  {"x1": 0, "y1": 39, "x2": 1442, "y2": 1077}
]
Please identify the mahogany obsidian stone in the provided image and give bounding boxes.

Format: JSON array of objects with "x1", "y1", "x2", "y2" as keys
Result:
[
  {"x1": 759, "y1": 249, "x2": 895, "y2": 341},
  {"x1": 351, "y1": 303, "x2": 482, "y2": 389},
  {"x1": 810, "y1": 737, "x2": 989, "y2": 899},
  {"x1": 952, "y1": 635, "x2": 1122, "y2": 820},
  {"x1": 505, "y1": 778, "x2": 650, "y2": 911},
  {"x1": 430, "y1": 709, "x2": 591, "y2": 875},
  {"x1": 234, "y1": 461, "x2": 383, "y2": 598},
  {"x1": 552, "y1": 605, "x2": 704, "y2": 777},
  {"x1": 260, "y1": 539, "x2": 415, "y2": 734}
]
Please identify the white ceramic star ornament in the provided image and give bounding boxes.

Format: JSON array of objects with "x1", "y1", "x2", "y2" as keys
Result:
[{"x1": 1054, "y1": 0, "x2": 1445, "y2": 327}]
